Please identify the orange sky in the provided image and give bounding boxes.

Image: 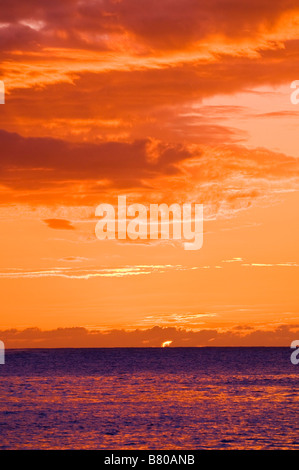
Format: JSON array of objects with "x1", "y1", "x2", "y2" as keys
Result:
[{"x1": 0, "y1": 0, "x2": 299, "y2": 347}]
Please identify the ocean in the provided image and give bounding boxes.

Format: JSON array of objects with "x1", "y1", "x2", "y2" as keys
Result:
[{"x1": 0, "y1": 348, "x2": 298, "y2": 449}]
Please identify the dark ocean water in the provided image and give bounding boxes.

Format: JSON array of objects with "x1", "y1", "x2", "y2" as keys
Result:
[{"x1": 0, "y1": 348, "x2": 298, "y2": 449}]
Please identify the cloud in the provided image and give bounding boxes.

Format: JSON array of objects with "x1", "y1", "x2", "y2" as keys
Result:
[
  {"x1": 0, "y1": 128, "x2": 298, "y2": 220},
  {"x1": 0, "y1": 260, "x2": 297, "y2": 280},
  {"x1": 43, "y1": 218, "x2": 75, "y2": 230},
  {"x1": 0, "y1": 130, "x2": 192, "y2": 190},
  {"x1": 1, "y1": 1, "x2": 299, "y2": 98},
  {"x1": 1, "y1": 324, "x2": 299, "y2": 348},
  {"x1": 0, "y1": 2, "x2": 298, "y2": 223},
  {"x1": 1, "y1": 0, "x2": 299, "y2": 53},
  {"x1": 255, "y1": 111, "x2": 299, "y2": 118},
  {"x1": 0, "y1": 264, "x2": 200, "y2": 280},
  {"x1": 242, "y1": 262, "x2": 299, "y2": 267},
  {"x1": 222, "y1": 258, "x2": 243, "y2": 263}
]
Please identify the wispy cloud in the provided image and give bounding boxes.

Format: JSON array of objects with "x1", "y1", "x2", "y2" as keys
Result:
[
  {"x1": 0, "y1": 264, "x2": 200, "y2": 280},
  {"x1": 242, "y1": 262, "x2": 299, "y2": 267}
]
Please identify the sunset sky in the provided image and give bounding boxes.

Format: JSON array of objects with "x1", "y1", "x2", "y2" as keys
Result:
[{"x1": 0, "y1": 0, "x2": 299, "y2": 347}]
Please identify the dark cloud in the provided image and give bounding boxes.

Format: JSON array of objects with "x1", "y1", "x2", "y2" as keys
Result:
[
  {"x1": 0, "y1": 23, "x2": 41, "y2": 51},
  {"x1": 0, "y1": 127, "x2": 298, "y2": 209},
  {"x1": 2, "y1": 51, "x2": 298, "y2": 145},
  {"x1": 0, "y1": 0, "x2": 298, "y2": 52},
  {"x1": 0, "y1": 129, "x2": 192, "y2": 191},
  {"x1": 1, "y1": 324, "x2": 298, "y2": 348}
]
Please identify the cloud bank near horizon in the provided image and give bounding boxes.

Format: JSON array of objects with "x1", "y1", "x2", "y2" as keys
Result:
[{"x1": 1, "y1": 324, "x2": 299, "y2": 348}]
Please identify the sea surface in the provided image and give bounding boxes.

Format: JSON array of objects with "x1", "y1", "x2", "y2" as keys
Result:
[{"x1": 0, "y1": 348, "x2": 298, "y2": 449}]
